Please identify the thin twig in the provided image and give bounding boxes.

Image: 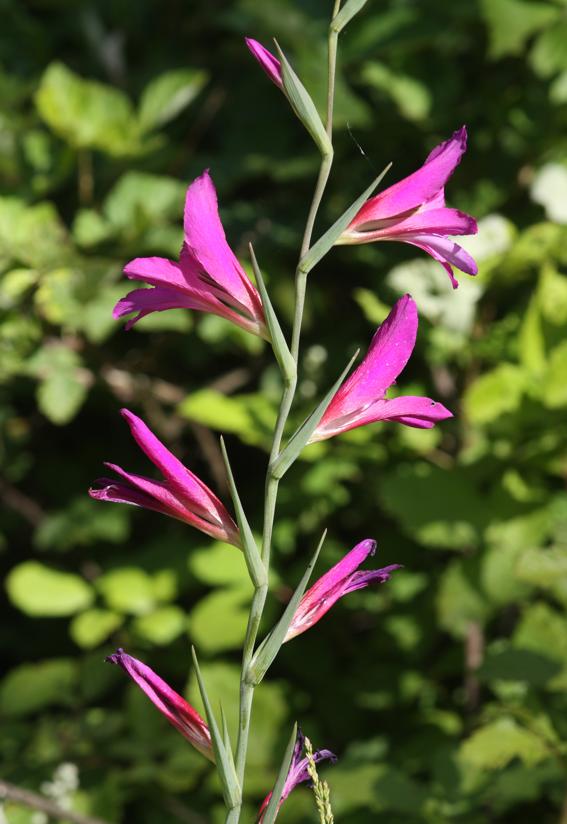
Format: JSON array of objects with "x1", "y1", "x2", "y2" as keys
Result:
[
  {"x1": 0, "y1": 780, "x2": 111, "y2": 824},
  {"x1": 0, "y1": 478, "x2": 46, "y2": 526}
]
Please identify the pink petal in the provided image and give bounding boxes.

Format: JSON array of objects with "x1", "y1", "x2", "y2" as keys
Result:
[
  {"x1": 352, "y1": 207, "x2": 477, "y2": 239},
  {"x1": 320, "y1": 295, "x2": 418, "y2": 425},
  {"x1": 351, "y1": 394, "x2": 453, "y2": 430},
  {"x1": 113, "y1": 285, "x2": 208, "y2": 330},
  {"x1": 351, "y1": 126, "x2": 468, "y2": 223},
  {"x1": 406, "y1": 234, "x2": 478, "y2": 287},
  {"x1": 245, "y1": 38, "x2": 283, "y2": 89},
  {"x1": 120, "y1": 409, "x2": 237, "y2": 537},
  {"x1": 106, "y1": 649, "x2": 213, "y2": 761},
  {"x1": 183, "y1": 170, "x2": 264, "y2": 321},
  {"x1": 285, "y1": 539, "x2": 376, "y2": 641}
]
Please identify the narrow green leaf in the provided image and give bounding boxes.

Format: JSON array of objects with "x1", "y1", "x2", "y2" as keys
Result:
[
  {"x1": 220, "y1": 702, "x2": 232, "y2": 754},
  {"x1": 271, "y1": 351, "x2": 359, "y2": 479},
  {"x1": 220, "y1": 437, "x2": 267, "y2": 588},
  {"x1": 299, "y1": 163, "x2": 391, "y2": 275},
  {"x1": 261, "y1": 722, "x2": 299, "y2": 824},
  {"x1": 249, "y1": 244, "x2": 296, "y2": 382},
  {"x1": 273, "y1": 41, "x2": 331, "y2": 156},
  {"x1": 191, "y1": 647, "x2": 241, "y2": 809},
  {"x1": 247, "y1": 532, "x2": 326, "y2": 685},
  {"x1": 331, "y1": 0, "x2": 369, "y2": 33}
]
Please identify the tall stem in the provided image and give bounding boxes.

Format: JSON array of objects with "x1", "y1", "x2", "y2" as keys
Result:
[{"x1": 227, "y1": 6, "x2": 341, "y2": 820}]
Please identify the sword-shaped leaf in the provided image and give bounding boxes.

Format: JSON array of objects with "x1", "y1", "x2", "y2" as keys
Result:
[
  {"x1": 331, "y1": 0, "x2": 369, "y2": 33},
  {"x1": 299, "y1": 163, "x2": 391, "y2": 275},
  {"x1": 220, "y1": 436, "x2": 266, "y2": 589},
  {"x1": 270, "y1": 351, "x2": 359, "y2": 480},
  {"x1": 250, "y1": 244, "x2": 295, "y2": 383},
  {"x1": 247, "y1": 531, "x2": 326, "y2": 685},
  {"x1": 191, "y1": 647, "x2": 241, "y2": 810},
  {"x1": 260, "y1": 722, "x2": 299, "y2": 824}
]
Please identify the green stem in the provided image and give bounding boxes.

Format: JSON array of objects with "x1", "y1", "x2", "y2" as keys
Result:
[{"x1": 226, "y1": 5, "x2": 341, "y2": 820}]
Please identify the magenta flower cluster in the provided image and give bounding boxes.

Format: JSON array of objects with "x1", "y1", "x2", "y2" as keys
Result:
[{"x1": 91, "y1": 34, "x2": 478, "y2": 820}]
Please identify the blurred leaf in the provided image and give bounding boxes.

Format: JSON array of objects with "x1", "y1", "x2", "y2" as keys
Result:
[
  {"x1": 133, "y1": 606, "x2": 186, "y2": 645},
  {"x1": 70, "y1": 609, "x2": 123, "y2": 649},
  {"x1": 179, "y1": 390, "x2": 276, "y2": 448},
  {"x1": 189, "y1": 540, "x2": 253, "y2": 589},
  {"x1": 0, "y1": 659, "x2": 78, "y2": 717},
  {"x1": 190, "y1": 589, "x2": 250, "y2": 653},
  {"x1": 480, "y1": 0, "x2": 558, "y2": 59},
  {"x1": 138, "y1": 68, "x2": 208, "y2": 131},
  {"x1": 36, "y1": 498, "x2": 129, "y2": 551},
  {"x1": 380, "y1": 462, "x2": 487, "y2": 549},
  {"x1": 460, "y1": 717, "x2": 551, "y2": 769},
  {"x1": 437, "y1": 559, "x2": 491, "y2": 638},
  {"x1": 479, "y1": 646, "x2": 561, "y2": 685},
  {"x1": 35, "y1": 63, "x2": 143, "y2": 156},
  {"x1": 6, "y1": 561, "x2": 93, "y2": 616},
  {"x1": 96, "y1": 568, "x2": 159, "y2": 615},
  {"x1": 542, "y1": 341, "x2": 567, "y2": 408},
  {"x1": 361, "y1": 62, "x2": 431, "y2": 121},
  {"x1": 464, "y1": 364, "x2": 526, "y2": 424},
  {"x1": 530, "y1": 22, "x2": 567, "y2": 78}
]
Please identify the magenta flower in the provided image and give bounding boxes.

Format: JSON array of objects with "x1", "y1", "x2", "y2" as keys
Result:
[
  {"x1": 338, "y1": 127, "x2": 477, "y2": 288},
  {"x1": 106, "y1": 649, "x2": 213, "y2": 762},
  {"x1": 258, "y1": 729, "x2": 336, "y2": 822},
  {"x1": 310, "y1": 294, "x2": 452, "y2": 442},
  {"x1": 114, "y1": 170, "x2": 267, "y2": 338},
  {"x1": 89, "y1": 409, "x2": 240, "y2": 546},
  {"x1": 245, "y1": 38, "x2": 283, "y2": 89},
  {"x1": 285, "y1": 539, "x2": 400, "y2": 642}
]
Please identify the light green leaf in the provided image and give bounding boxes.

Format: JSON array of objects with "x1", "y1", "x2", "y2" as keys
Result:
[
  {"x1": 538, "y1": 264, "x2": 567, "y2": 323},
  {"x1": 96, "y1": 568, "x2": 157, "y2": 615},
  {"x1": 460, "y1": 717, "x2": 551, "y2": 770},
  {"x1": 464, "y1": 364, "x2": 526, "y2": 424},
  {"x1": 361, "y1": 61, "x2": 431, "y2": 121},
  {"x1": 531, "y1": 22, "x2": 567, "y2": 78},
  {"x1": 480, "y1": 0, "x2": 558, "y2": 59},
  {"x1": 0, "y1": 659, "x2": 78, "y2": 717},
  {"x1": 138, "y1": 68, "x2": 208, "y2": 131},
  {"x1": 36, "y1": 63, "x2": 142, "y2": 156},
  {"x1": 179, "y1": 390, "x2": 276, "y2": 448},
  {"x1": 188, "y1": 541, "x2": 252, "y2": 589},
  {"x1": 37, "y1": 367, "x2": 89, "y2": 425},
  {"x1": 190, "y1": 589, "x2": 250, "y2": 653},
  {"x1": 6, "y1": 562, "x2": 93, "y2": 617},
  {"x1": 518, "y1": 295, "x2": 546, "y2": 375},
  {"x1": 542, "y1": 341, "x2": 567, "y2": 408},
  {"x1": 437, "y1": 559, "x2": 491, "y2": 638},
  {"x1": 133, "y1": 606, "x2": 186, "y2": 645},
  {"x1": 70, "y1": 609, "x2": 123, "y2": 649}
]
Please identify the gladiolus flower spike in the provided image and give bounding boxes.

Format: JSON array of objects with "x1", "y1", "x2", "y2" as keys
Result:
[
  {"x1": 89, "y1": 409, "x2": 240, "y2": 547},
  {"x1": 285, "y1": 539, "x2": 401, "y2": 642},
  {"x1": 310, "y1": 294, "x2": 453, "y2": 442},
  {"x1": 258, "y1": 728, "x2": 336, "y2": 822},
  {"x1": 338, "y1": 126, "x2": 478, "y2": 288},
  {"x1": 114, "y1": 170, "x2": 267, "y2": 338},
  {"x1": 106, "y1": 649, "x2": 214, "y2": 762}
]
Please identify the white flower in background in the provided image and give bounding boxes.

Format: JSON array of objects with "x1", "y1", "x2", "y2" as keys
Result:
[{"x1": 530, "y1": 163, "x2": 567, "y2": 224}]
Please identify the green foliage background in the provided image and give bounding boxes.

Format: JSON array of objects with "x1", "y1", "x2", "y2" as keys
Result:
[{"x1": 2, "y1": 0, "x2": 567, "y2": 821}]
